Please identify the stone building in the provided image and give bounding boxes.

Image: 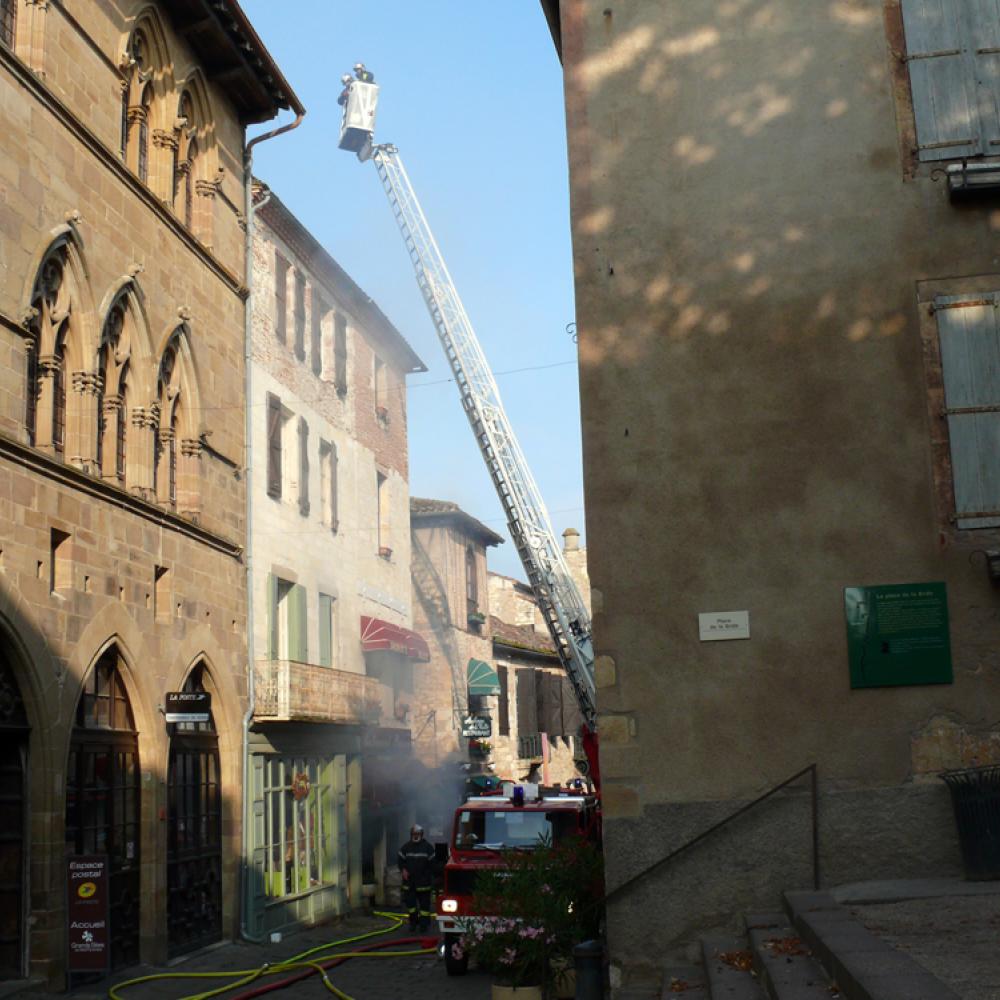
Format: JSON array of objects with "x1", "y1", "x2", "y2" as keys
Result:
[
  {"x1": 0, "y1": 0, "x2": 300, "y2": 986},
  {"x1": 543, "y1": 0, "x2": 1000, "y2": 985},
  {"x1": 410, "y1": 498, "x2": 587, "y2": 842},
  {"x1": 247, "y1": 190, "x2": 427, "y2": 933}
]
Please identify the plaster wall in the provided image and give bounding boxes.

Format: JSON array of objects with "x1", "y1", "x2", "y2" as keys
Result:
[{"x1": 557, "y1": 0, "x2": 1000, "y2": 978}]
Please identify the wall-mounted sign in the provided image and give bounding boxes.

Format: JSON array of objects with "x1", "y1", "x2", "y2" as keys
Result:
[
  {"x1": 67, "y1": 856, "x2": 109, "y2": 973},
  {"x1": 844, "y1": 582, "x2": 952, "y2": 689},
  {"x1": 165, "y1": 691, "x2": 211, "y2": 723},
  {"x1": 698, "y1": 610, "x2": 750, "y2": 641},
  {"x1": 461, "y1": 715, "x2": 492, "y2": 738}
]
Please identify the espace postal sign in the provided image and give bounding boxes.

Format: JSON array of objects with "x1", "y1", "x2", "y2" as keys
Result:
[
  {"x1": 67, "y1": 856, "x2": 109, "y2": 972},
  {"x1": 698, "y1": 610, "x2": 750, "y2": 642}
]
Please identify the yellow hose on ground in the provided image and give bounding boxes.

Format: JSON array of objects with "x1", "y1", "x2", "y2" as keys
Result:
[{"x1": 106, "y1": 911, "x2": 436, "y2": 1000}]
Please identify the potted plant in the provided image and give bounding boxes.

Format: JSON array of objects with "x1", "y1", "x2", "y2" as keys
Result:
[
  {"x1": 469, "y1": 738, "x2": 493, "y2": 758},
  {"x1": 459, "y1": 837, "x2": 604, "y2": 998},
  {"x1": 467, "y1": 610, "x2": 487, "y2": 627}
]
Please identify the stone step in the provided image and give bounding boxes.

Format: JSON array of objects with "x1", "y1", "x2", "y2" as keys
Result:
[
  {"x1": 661, "y1": 964, "x2": 709, "y2": 999},
  {"x1": 700, "y1": 934, "x2": 766, "y2": 999},
  {"x1": 784, "y1": 890, "x2": 961, "y2": 1000},
  {"x1": 748, "y1": 925, "x2": 841, "y2": 1000}
]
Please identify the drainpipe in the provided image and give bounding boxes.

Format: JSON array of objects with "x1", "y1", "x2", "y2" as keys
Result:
[{"x1": 239, "y1": 110, "x2": 304, "y2": 943}]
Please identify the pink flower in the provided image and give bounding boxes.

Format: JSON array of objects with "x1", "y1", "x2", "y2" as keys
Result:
[
  {"x1": 451, "y1": 942, "x2": 464, "y2": 961},
  {"x1": 500, "y1": 947, "x2": 517, "y2": 966}
]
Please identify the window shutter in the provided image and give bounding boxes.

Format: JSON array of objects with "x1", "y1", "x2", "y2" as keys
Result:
[
  {"x1": 267, "y1": 573, "x2": 278, "y2": 660},
  {"x1": 294, "y1": 272, "x2": 306, "y2": 361},
  {"x1": 274, "y1": 253, "x2": 288, "y2": 344},
  {"x1": 968, "y1": 1, "x2": 1000, "y2": 153},
  {"x1": 319, "y1": 593, "x2": 333, "y2": 667},
  {"x1": 311, "y1": 295, "x2": 324, "y2": 376},
  {"x1": 936, "y1": 293, "x2": 1000, "y2": 527},
  {"x1": 497, "y1": 666, "x2": 510, "y2": 736},
  {"x1": 561, "y1": 676, "x2": 583, "y2": 737},
  {"x1": 298, "y1": 416, "x2": 310, "y2": 516},
  {"x1": 288, "y1": 584, "x2": 307, "y2": 662},
  {"x1": 546, "y1": 673, "x2": 564, "y2": 736},
  {"x1": 334, "y1": 314, "x2": 348, "y2": 395},
  {"x1": 266, "y1": 394, "x2": 282, "y2": 499},
  {"x1": 330, "y1": 441, "x2": 340, "y2": 534},
  {"x1": 902, "y1": 0, "x2": 980, "y2": 160},
  {"x1": 515, "y1": 668, "x2": 537, "y2": 735}
]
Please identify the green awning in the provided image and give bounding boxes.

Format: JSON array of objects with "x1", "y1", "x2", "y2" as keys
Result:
[{"x1": 467, "y1": 658, "x2": 501, "y2": 696}]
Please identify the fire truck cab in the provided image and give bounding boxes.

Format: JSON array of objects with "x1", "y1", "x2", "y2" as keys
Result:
[{"x1": 436, "y1": 783, "x2": 600, "y2": 976}]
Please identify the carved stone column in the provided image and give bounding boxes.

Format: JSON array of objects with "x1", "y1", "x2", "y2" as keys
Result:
[
  {"x1": 126, "y1": 106, "x2": 147, "y2": 177},
  {"x1": 156, "y1": 425, "x2": 176, "y2": 506},
  {"x1": 34, "y1": 353, "x2": 61, "y2": 453},
  {"x1": 70, "y1": 370, "x2": 102, "y2": 473},
  {"x1": 100, "y1": 394, "x2": 122, "y2": 480},
  {"x1": 23, "y1": 0, "x2": 49, "y2": 75},
  {"x1": 194, "y1": 178, "x2": 219, "y2": 249},
  {"x1": 178, "y1": 437, "x2": 202, "y2": 517},
  {"x1": 128, "y1": 406, "x2": 156, "y2": 498},
  {"x1": 152, "y1": 129, "x2": 179, "y2": 204}
]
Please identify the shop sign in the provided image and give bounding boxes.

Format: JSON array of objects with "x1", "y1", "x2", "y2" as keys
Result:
[
  {"x1": 461, "y1": 715, "x2": 492, "y2": 738},
  {"x1": 67, "y1": 856, "x2": 109, "y2": 973},
  {"x1": 165, "y1": 691, "x2": 211, "y2": 723}
]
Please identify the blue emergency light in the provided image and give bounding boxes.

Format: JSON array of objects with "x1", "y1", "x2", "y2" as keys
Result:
[{"x1": 511, "y1": 786, "x2": 525, "y2": 807}]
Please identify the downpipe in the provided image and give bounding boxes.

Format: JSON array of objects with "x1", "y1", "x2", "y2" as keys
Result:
[{"x1": 238, "y1": 111, "x2": 304, "y2": 944}]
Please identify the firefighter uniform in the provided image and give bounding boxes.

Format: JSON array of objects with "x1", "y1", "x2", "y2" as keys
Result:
[{"x1": 398, "y1": 826, "x2": 435, "y2": 931}]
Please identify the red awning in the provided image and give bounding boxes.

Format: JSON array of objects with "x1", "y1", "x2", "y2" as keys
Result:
[{"x1": 360, "y1": 616, "x2": 430, "y2": 662}]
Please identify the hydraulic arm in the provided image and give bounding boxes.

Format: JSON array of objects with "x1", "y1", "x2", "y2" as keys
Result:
[{"x1": 367, "y1": 143, "x2": 596, "y2": 728}]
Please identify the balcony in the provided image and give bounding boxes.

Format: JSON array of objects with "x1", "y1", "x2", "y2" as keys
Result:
[
  {"x1": 254, "y1": 660, "x2": 383, "y2": 725},
  {"x1": 518, "y1": 732, "x2": 543, "y2": 760}
]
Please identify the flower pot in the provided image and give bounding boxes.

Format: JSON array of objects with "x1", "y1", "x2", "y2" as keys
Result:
[
  {"x1": 551, "y1": 957, "x2": 576, "y2": 999},
  {"x1": 491, "y1": 984, "x2": 542, "y2": 1000}
]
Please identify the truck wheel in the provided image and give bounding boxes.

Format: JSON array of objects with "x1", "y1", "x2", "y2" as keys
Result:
[{"x1": 444, "y1": 933, "x2": 468, "y2": 976}]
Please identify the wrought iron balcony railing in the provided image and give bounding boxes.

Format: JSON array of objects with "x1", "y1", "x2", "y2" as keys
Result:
[{"x1": 517, "y1": 732, "x2": 543, "y2": 760}]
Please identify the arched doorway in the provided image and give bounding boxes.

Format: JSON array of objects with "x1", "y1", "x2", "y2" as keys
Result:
[
  {"x1": 65, "y1": 647, "x2": 140, "y2": 974},
  {"x1": 0, "y1": 654, "x2": 29, "y2": 980},
  {"x1": 166, "y1": 663, "x2": 221, "y2": 957}
]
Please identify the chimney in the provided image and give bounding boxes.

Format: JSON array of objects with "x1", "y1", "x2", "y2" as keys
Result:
[{"x1": 562, "y1": 527, "x2": 580, "y2": 552}]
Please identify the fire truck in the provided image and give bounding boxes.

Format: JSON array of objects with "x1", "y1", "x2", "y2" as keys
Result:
[{"x1": 435, "y1": 784, "x2": 601, "y2": 975}]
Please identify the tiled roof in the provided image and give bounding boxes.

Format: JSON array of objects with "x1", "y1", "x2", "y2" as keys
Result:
[
  {"x1": 490, "y1": 615, "x2": 557, "y2": 656},
  {"x1": 409, "y1": 498, "x2": 504, "y2": 546}
]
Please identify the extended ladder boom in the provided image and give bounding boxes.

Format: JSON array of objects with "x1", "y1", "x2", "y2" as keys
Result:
[{"x1": 371, "y1": 144, "x2": 596, "y2": 727}]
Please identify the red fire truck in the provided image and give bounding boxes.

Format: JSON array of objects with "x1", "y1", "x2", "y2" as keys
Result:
[{"x1": 436, "y1": 784, "x2": 601, "y2": 976}]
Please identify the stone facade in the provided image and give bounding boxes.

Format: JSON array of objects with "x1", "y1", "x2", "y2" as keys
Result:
[
  {"x1": 0, "y1": 1, "x2": 299, "y2": 986},
  {"x1": 545, "y1": 0, "x2": 1000, "y2": 985},
  {"x1": 410, "y1": 499, "x2": 589, "y2": 842},
  {"x1": 247, "y1": 192, "x2": 426, "y2": 932}
]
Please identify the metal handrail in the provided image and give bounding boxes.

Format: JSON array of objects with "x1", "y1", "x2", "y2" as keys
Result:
[{"x1": 604, "y1": 763, "x2": 818, "y2": 902}]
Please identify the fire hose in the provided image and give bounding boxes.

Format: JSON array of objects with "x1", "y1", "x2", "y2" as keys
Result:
[{"x1": 107, "y1": 911, "x2": 438, "y2": 1000}]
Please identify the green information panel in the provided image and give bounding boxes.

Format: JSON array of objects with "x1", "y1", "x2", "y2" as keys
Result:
[{"x1": 844, "y1": 582, "x2": 953, "y2": 689}]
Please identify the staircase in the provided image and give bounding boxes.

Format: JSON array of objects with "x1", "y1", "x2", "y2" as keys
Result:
[{"x1": 658, "y1": 890, "x2": 960, "y2": 1000}]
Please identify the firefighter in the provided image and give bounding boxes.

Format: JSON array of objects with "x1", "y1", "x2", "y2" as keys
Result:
[
  {"x1": 337, "y1": 73, "x2": 353, "y2": 107},
  {"x1": 353, "y1": 61, "x2": 375, "y2": 83},
  {"x1": 398, "y1": 823, "x2": 435, "y2": 932}
]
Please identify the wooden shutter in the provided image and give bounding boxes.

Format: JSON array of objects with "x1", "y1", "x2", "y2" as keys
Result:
[
  {"x1": 266, "y1": 393, "x2": 282, "y2": 499},
  {"x1": 311, "y1": 294, "x2": 324, "y2": 376},
  {"x1": 515, "y1": 668, "x2": 537, "y2": 735},
  {"x1": 248, "y1": 753, "x2": 267, "y2": 935},
  {"x1": 561, "y1": 676, "x2": 584, "y2": 737},
  {"x1": 319, "y1": 593, "x2": 333, "y2": 667},
  {"x1": 334, "y1": 314, "x2": 347, "y2": 394},
  {"x1": 274, "y1": 253, "x2": 288, "y2": 343},
  {"x1": 968, "y1": 1, "x2": 1000, "y2": 153},
  {"x1": 294, "y1": 272, "x2": 306, "y2": 360},
  {"x1": 546, "y1": 673, "x2": 564, "y2": 736},
  {"x1": 936, "y1": 293, "x2": 1000, "y2": 527},
  {"x1": 497, "y1": 666, "x2": 510, "y2": 736},
  {"x1": 267, "y1": 574, "x2": 279, "y2": 660},
  {"x1": 330, "y1": 442, "x2": 339, "y2": 533},
  {"x1": 298, "y1": 417, "x2": 310, "y2": 516},
  {"x1": 288, "y1": 583, "x2": 308, "y2": 662},
  {"x1": 902, "y1": 0, "x2": 980, "y2": 160}
]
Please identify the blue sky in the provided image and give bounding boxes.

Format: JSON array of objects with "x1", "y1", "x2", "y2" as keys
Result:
[{"x1": 241, "y1": 1, "x2": 583, "y2": 580}]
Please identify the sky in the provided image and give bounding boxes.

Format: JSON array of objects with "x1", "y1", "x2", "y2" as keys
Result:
[{"x1": 240, "y1": 1, "x2": 583, "y2": 580}]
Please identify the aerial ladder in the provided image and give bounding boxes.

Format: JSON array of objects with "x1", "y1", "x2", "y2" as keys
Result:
[{"x1": 339, "y1": 75, "x2": 598, "y2": 745}]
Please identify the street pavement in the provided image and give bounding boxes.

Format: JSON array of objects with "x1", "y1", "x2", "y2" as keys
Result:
[{"x1": 9, "y1": 914, "x2": 492, "y2": 1000}]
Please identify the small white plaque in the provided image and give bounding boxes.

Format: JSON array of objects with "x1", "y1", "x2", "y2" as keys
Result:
[{"x1": 699, "y1": 610, "x2": 750, "y2": 641}]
